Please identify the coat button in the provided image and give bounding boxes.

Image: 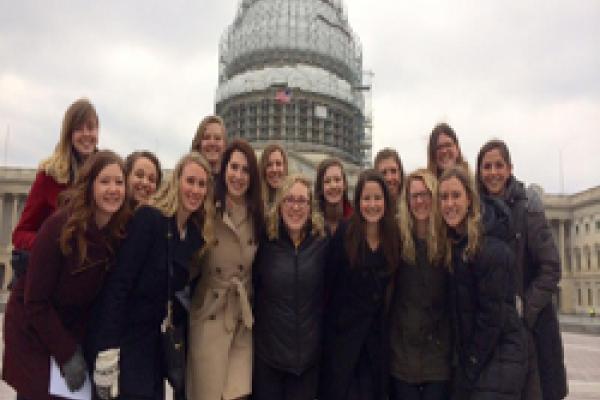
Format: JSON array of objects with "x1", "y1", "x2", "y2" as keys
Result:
[
  {"x1": 213, "y1": 291, "x2": 219, "y2": 299},
  {"x1": 247, "y1": 239, "x2": 253, "y2": 246},
  {"x1": 215, "y1": 239, "x2": 219, "y2": 246},
  {"x1": 216, "y1": 267, "x2": 222, "y2": 274},
  {"x1": 238, "y1": 264, "x2": 244, "y2": 272},
  {"x1": 209, "y1": 314, "x2": 216, "y2": 320}
]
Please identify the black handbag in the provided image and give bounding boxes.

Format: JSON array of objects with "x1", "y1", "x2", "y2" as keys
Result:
[{"x1": 161, "y1": 226, "x2": 186, "y2": 395}]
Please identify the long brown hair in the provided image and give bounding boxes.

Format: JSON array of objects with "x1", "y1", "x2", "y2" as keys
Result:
[
  {"x1": 475, "y1": 139, "x2": 512, "y2": 195},
  {"x1": 59, "y1": 150, "x2": 129, "y2": 266},
  {"x1": 345, "y1": 169, "x2": 400, "y2": 273},
  {"x1": 39, "y1": 98, "x2": 99, "y2": 184},
  {"x1": 314, "y1": 157, "x2": 350, "y2": 215},
  {"x1": 215, "y1": 139, "x2": 264, "y2": 240}
]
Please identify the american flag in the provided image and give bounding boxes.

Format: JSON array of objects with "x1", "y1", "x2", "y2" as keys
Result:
[{"x1": 275, "y1": 88, "x2": 292, "y2": 104}]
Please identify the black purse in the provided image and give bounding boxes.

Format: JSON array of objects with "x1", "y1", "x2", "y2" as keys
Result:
[{"x1": 161, "y1": 226, "x2": 186, "y2": 395}]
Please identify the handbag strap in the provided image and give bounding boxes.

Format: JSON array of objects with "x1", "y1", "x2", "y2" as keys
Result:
[{"x1": 165, "y1": 219, "x2": 175, "y2": 328}]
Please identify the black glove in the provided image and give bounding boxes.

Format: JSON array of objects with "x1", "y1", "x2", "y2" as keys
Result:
[{"x1": 61, "y1": 347, "x2": 88, "y2": 392}]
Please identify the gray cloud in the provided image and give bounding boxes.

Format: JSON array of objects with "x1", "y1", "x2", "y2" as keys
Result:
[{"x1": 0, "y1": 0, "x2": 598, "y2": 193}]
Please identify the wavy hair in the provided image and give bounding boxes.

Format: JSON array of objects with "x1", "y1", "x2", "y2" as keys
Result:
[
  {"x1": 191, "y1": 115, "x2": 226, "y2": 151},
  {"x1": 438, "y1": 166, "x2": 482, "y2": 267},
  {"x1": 266, "y1": 174, "x2": 324, "y2": 241},
  {"x1": 426, "y1": 122, "x2": 468, "y2": 177},
  {"x1": 59, "y1": 150, "x2": 129, "y2": 266},
  {"x1": 215, "y1": 139, "x2": 264, "y2": 240},
  {"x1": 374, "y1": 147, "x2": 405, "y2": 191},
  {"x1": 345, "y1": 169, "x2": 400, "y2": 273},
  {"x1": 151, "y1": 152, "x2": 215, "y2": 246},
  {"x1": 259, "y1": 143, "x2": 289, "y2": 207},
  {"x1": 124, "y1": 150, "x2": 163, "y2": 209},
  {"x1": 398, "y1": 168, "x2": 445, "y2": 266},
  {"x1": 39, "y1": 98, "x2": 99, "y2": 184}
]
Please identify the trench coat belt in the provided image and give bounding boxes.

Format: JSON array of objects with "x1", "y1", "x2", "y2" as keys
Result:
[{"x1": 198, "y1": 274, "x2": 254, "y2": 333}]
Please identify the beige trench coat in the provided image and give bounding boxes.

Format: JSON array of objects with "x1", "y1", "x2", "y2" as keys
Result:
[{"x1": 187, "y1": 205, "x2": 258, "y2": 400}]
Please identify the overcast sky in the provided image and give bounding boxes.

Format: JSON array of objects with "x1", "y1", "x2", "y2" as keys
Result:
[{"x1": 1, "y1": 0, "x2": 598, "y2": 193}]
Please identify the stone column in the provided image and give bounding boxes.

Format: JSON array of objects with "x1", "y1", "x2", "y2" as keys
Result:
[
  {"x1": 0, "y1": 194, "x2": 4, "y2": 246},
  {"x1": 11, "y1": 194, "x2": 19, "y2": 232},
  {"x1": 558, "y1": 219, "x2": 566, "y2": 274}
]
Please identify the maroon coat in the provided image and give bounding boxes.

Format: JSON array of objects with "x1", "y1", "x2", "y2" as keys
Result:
[
  {"x1": 12, "y1": 171, "x2": 67, "y2": 250},
  {"x1": 3, "y1": 208, "x2": 115, "y2": 399}
]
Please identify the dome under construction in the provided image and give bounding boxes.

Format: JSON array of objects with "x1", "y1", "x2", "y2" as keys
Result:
[{"x1": 215, "y1": 0, "x2": 372, "y2": 168}]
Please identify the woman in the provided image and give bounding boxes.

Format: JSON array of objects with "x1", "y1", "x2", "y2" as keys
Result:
[
  {"x1": 2, "y1": 150, "x2": 128, "y2": 399},
  {"x1": 91, "y1": 152, "x2": 213, "y2": 400},
  {"x1": 253, "y1": 174, "x2": 328, "y2": 400},
  {"x1": 320, "y1": 169, "x2": 400, "y2": 400},
  {"x1": 10, "y1": 98, "x2": 99, "y2": 282},
  {"x1": 315, "y1": 157, "x2": 353, "y2": 235},
  {"x1": 476, "y1": 140, "x2": 567, "y2": 400},
  {"x1": 426, "y1": 123, "x2": 468, "y2": 177},
  {"x1": 390, "y1": 169, "x2": 451, "y2": 400},
  {"x1": 438, "y1": 166, "x2": 526, "y2": 399},
  {"x1": 124, "y1": 150, "x2": 162, "y2": 208},
  {"x1": 191, "y1": 115, "x2": 227, "y2": 175},
  {"x1": 259, "y1": 143, "x2": 289, "y2": 212},
  {"x1": 374, "y1": 148, "x2": 404, "y2": 205},
  {"x1": 187, "y1": 139, "x2": 264, "y2": 400}
]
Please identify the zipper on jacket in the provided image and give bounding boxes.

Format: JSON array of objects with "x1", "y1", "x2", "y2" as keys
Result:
[{"x1": 294, "y1": 245, "x2": 300, "y2": 371}]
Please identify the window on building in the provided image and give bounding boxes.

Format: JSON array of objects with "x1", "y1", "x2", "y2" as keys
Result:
[
  {"x1": 586, "y1": 223, "x2": 590, "y2": 234},
  {"x1": 575, "y1": 249, "x2": 582, "y2": 271},
  {"x1": 589, "y1": 288, "x2": 593, "y2": 306},
  {"x1": 596, "y1": 220, "x2": 600, "y2": 232},
  {"x1": 575, "y1": 225, "x2": 579, "y2": 235},
  {"x1": 578, "y1": 289, "x2": 582, "y2": 306}
]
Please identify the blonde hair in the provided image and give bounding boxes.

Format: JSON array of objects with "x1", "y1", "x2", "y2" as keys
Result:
[
  {"x1": 266, "y1": 174, "x2": 325, "y2": 241},
  {"x1": 151, "y1": 152, "x2": 215, "y2": 246},
  {"x1": 190, "y1": 115, "x2": 227, "y2": 152},
  {"x1": 39, "y1": 98, "x2": 99, "y2": 184},
  {"x1": 259, "y1": 143, "x2": 289, "y2": 207},
  {"x1": 398, "y1": 168, "x2": 445, "y2": 266},
  {"x1": 438, "y1": 166, "x2": 481, "y2": 267}
]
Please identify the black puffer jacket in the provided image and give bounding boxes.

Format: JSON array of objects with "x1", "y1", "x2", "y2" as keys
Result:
[
  {"x1": 450, "y1": 197, "x2": 527, "y2": 399},
  {"x1": 501, "y1": 177, "x2": 567, "y2": 399},
  {"x1": 253, "y1": 227, "x2": 329, "y2": 375}
]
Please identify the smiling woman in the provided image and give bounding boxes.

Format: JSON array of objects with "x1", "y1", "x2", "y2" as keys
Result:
[
  {"x1": 187, "y1": 139, "x2": 263, "y2": 400},
  {"x1": 88, "y1": 152, "x2": 213, "y2": 400},
  {"x1": 259, "y1": 143, "x2": 289, "y2": 213},
  {"x1": 2, "y1": 150, "x2": 129, "y2": 400}
]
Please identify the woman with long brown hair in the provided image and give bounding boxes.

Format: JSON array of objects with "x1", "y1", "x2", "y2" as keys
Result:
[
  {"x1": 10, "y1": 98, "x2": 99, "y2": 283},
  {"x1": 124, "y1": 150, "x2": 162, "y2": 208},
  {"x1": 2, "y1": 150, "x2": 128, "y2": 399},
  {"x1": 320, "y1": 169, "x2": 400, "y2": 400},
  {"x1": 314, "y1": 157, "x2": 353, "y2": 235},
  {"x1": 426, "y1": 123, "x2": 468, "y2": 177},
  {"x1": 187, "y1": 139, "x2": 263, "y2": 400}
]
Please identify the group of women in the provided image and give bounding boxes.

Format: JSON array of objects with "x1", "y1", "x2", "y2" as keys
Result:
[{"x1": 2, "y1": 98, "x2": 567, "y2": 400}]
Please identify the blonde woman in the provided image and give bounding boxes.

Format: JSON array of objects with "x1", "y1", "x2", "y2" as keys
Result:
[
  {"x1": 191, "y1": 115, "x2": 227, "y2": 175},
  {"x1": 91, "y1": 152, "x2": 214, "y2": 400},
  {"x1": 11, "y1": 98, "x2": 99, "y2": 282},
  {"x1": 253, "y1": 174, "x2": 328, "y2": 400},
  {"x1": 389, "y1": 169, "x2": 451, "y2": 400},
  {"x1": 259, "y1": 143, "x2": 289, "y2": 212},
  {"x1": 438, "y1": 166, "x2": 526, "y2": 399}
]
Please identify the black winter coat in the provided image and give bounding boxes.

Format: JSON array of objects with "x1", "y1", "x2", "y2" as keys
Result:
[
  {"x1": 320, "y1": 223, "x2": 392, "y2": 400},
  {"x1": 86, "y1": 206, "x2": 204, "y2": 398},
  {"x1": 253, "y1": 227, "x2": 329, "y2": 375},
  {"x1": 450, "y1": 198, "x2": 527, "y2": 400},
  {"x1": 500, "y1": 176, "x2": 567, "y2": 399}
]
